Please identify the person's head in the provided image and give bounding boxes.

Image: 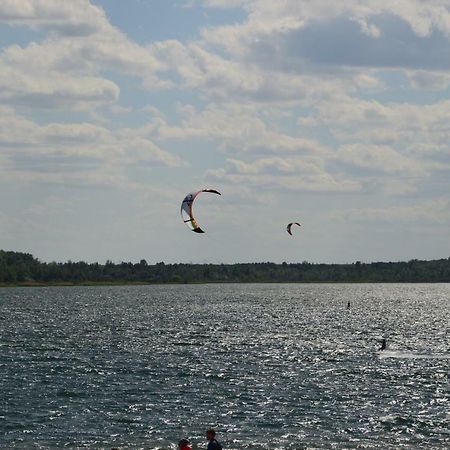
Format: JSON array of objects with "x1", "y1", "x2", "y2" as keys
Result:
[
  {"x1": 178, "y1": 438, "x2": 191, "y2": 450},
  {"x1": 206, "y1": 428, "x2": 216, "y2": 440}
]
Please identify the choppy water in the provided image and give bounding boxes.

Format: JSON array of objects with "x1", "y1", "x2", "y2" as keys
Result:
[{"x1": 1, "y1": 283, "x2": 449, "y2": 449}]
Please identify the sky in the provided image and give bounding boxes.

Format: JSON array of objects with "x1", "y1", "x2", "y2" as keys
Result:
[{"x1": 0, "y1": 0, "x2": 449, "y2": 265}]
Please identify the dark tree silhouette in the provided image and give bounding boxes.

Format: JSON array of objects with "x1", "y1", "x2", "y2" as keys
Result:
[{"x1": 1, "y1": 250, "x2": 449, "y2": 285}]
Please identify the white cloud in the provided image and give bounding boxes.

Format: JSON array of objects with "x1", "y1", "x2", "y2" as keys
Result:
[
  {"x1": 147, "y1": 37, "x2": 363, "y2": 105},
  {"x1": 0, "y1": 1, "x2": 189, "y2": 189},
  {"x1": 302, "y1": 95, "x2": 450, "y2": 157},
  {"x1": 0, "y1": 108, "x2": 184, "y2": 188},
  {"x1": 199, "y1": 1, "x2": 450, "y2": 41},
  {"x1": 336, "y1": 144, "x2": 428, "y2": 176},
  {"x1": 331, "y1": 197, "x2": 450, "y2": 224},
  {"x1": 0, "y1": 0, "x2": 108, "y2": 36},
  {"x1": 354, "y1": 17, "x2": 381, "y2": 38},
  {"x1": 0, "y1": 65, "x2": 119, "y2": 109},
  {"x1": 139, "y1": 102, "x2": 331, "y2": 160},
  {"x1": 206, "y1": 156, "x2": 361, "y2": 193},
  {"x1": 0, "y1": 1, "x2": 167, "y2": 110},
  {"x1": 3, "y1": 0, "x2": 450, "y2": 110}
]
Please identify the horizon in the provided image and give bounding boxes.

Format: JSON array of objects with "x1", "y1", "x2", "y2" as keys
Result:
[{"x1": 1, "y1": 1, "x2": 450, "y2": 264}]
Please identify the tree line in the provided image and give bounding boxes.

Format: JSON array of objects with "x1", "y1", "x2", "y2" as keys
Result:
[{"x1": 1, "y1": 250, "x2": 450, "y2": 285}]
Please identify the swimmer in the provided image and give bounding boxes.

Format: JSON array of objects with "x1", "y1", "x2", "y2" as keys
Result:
[{"x1": 206, "y1": 428, "x2": 222, "y2": 450}]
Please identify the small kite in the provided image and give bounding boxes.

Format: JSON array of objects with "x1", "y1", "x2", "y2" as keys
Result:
[
  {"x1": 287, "y1": 222, "x2": 302, "y2": 235},
  {"x1": 181, "y1": 189, "x2": 221, "y2": 233}
]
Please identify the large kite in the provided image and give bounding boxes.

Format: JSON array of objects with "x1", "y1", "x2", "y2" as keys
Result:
[{"x1": 181, "y1": 189, "x2": 221, "y2": 233}]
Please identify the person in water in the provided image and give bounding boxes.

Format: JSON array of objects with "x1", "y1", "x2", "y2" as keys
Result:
[
  {"x1": 206, "y1": 428, "x2": 223, "y2": 450},
  {"x1": 178, "y1": 438, "x2": 192, "y2": 450},
  {"x1": 379, "y1": 338, "x2": 387, "y2": 351}
]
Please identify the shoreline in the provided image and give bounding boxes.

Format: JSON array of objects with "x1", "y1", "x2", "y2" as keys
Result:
[{"x1": 1, "y1": 280, "x2": 449, "y2": 288}]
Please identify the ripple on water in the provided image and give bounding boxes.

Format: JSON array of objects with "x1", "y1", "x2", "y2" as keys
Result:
[{"x1": 1, "y1": 283, "x2": 450, "y2": 449}]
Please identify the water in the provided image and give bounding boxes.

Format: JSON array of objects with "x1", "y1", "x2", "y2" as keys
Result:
[{"x1": 1, "y1": 283, "x2": 449, "y2": 449}]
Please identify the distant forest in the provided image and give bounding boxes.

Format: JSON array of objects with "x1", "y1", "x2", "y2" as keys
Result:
[{"x1": 1, "y1": 250, "x2": 450, "y2": 285}]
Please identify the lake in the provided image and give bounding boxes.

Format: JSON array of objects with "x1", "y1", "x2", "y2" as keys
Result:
[{"x1": 1, "y1": 283, "x2": 449, "y2": 449}]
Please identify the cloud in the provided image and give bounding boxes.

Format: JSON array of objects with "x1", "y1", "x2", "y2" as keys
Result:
[
  {"x1": 126, "y1": 0, "x2": 450, "y2": 117},
  {"x1": 0, "y1": 1, "x2": 167, "y2": 111},
  {"x1": 42, "y1": 122, "x2": 112, "y2": 144},
  {"x1": 331, "y1": 197, "x2": 450, "y2": 224},
  {"x1": 147, "y1": 37, "x2": 366, "y2": 105},
  {"x1": 190, "y1": 0, "x2": 450, "y2": 108},
  {"x1": 0, "y1": 1, "x2": 189, "y2": 191},
  {"x1": 3, "y1": 0, "x2": 450, "y2": 111},
  {"x1": 0, "y1": 66, "x2": 119, "y2": 109},
  {"x1": 0, "y1": 35, "x2": 164, "y2": 108},
  {"x1": 206, "y1": 156, "x2": 361, "y2": 193},
  {"x1": 4, "y1": 0, "x2": 448, "y2": 114},
  {"x1": 302, "y1": 95, "x2": 450, "y2": 156},
  {"x1": 199, "y1": 1, "x2": 450, "y2": 47},
  {"x1": 406, "y1": 70, "x2": 450, "y2": 90},
  {"x1": 0, "y1": 108, "x2": 184, "y2": 188},
  {"x1": 148, "y1": 40, "x2": 266, "y2": 96},
  {"x1": 244, "y1": 14, "x2": 450, "y2": 72},
  {"x1": 1, "y1": 1, "x2": 449, "y2": 202},
  {"x1": 0, "y1": 0, "x2": 108, "y2": 36},
  {"x1": 203, "y1": 146, "x2": 432, "y2": 195},
  {"x1": 336, "y1": 144, "x2": 428, "y2": 176},
  {"x1": 139, "y1": 102, "x2": 332, "y2": 161}
]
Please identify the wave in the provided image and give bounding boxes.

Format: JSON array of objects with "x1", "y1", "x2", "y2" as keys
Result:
[{"x1": 378, "y1": 350, "x2": 450, "y2": 359}]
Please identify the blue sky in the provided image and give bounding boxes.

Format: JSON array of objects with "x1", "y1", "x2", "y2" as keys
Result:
[{"x1": 0, "y1": 0, "x2": 449, "y2": 264}]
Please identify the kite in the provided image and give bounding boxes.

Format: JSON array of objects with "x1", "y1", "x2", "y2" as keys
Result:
[
  {"x1": 287, "y1": 222, "x2": 301, "y2": 235},
  {"x1": 181, "y1": 189, "x2": 221, "y2": 233}
]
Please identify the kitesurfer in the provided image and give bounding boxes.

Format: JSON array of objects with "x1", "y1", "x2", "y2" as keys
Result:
[
  {"x1": 347, "y1": 301, "x2": 350, "y2": 309},
  {"x1": 178, "y1": 438, "x2": 192, "y2": 450},
  {"x1": 379, "y1": 338, "x2": 387, "y2": 351},
  {"x1": 206, "y1": 428, "x2": 223, "y2": 450}
]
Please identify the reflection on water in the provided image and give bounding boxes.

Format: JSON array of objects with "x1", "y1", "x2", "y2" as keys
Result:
[
  {"x1": 378, "y1": 350, "x2": 450, "y2": 359},
  {"x1": 1, "y1": 283, "x2": 449, "y2": 449}
]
